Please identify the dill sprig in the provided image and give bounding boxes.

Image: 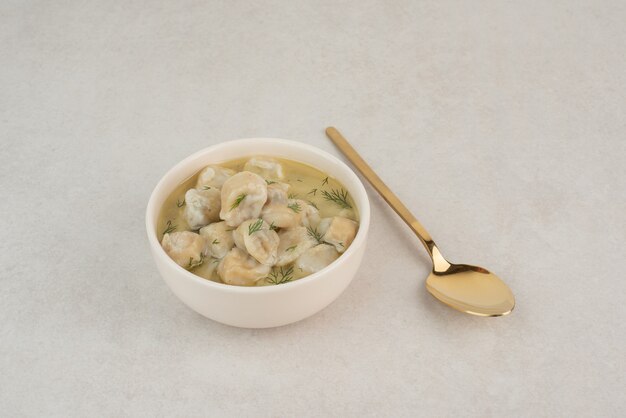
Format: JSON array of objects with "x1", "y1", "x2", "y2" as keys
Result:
[
  {"x1": 202, "y1": 185, "x2": 212, "y2": 190},
  {"x1": 248, "y1": 219, "x2": 264, "y2": 235},
  {"x1": 265, "y1": 179, "x2": 276, "y2": 185},
  {"x1": 306, "y1": 200, "x2": 318, "y2": 210},
  {"x1": 269, "y1": 221, "x2": 278, "y2": 231},
  {"x1": 306, "y1": 226, "x2": 324, "y2": 244},
  {"x1": 266, "y1": 266, "x2": 294, "y2": 285},
  {"x1": 187, "y1": 253, "x2": 205, "y2": 269},
  {"x1": 288, "y1": 192, "x2": 298, "y2": 199},
  {"x1": 321, "y1": 188, "x2": 352, "y2": 209},
  {"x1": 285, "y1": 245, "x2": 297, "y2": 252},
  {"x1": 307, "y1": 188, "x2": 317, "y2": 196},
  {"x1": 287, "y1": 201, "x2": 302, "y2": 213},
  {"x1": 176, "y1": 199, "x2": 185, "y2": 207},
  {"x1": 163, "y1": 220, "x2": 177, "y2": 235},
  {"x1": 321, "y1": 176, "x2": 329, "y2": 186},
  {"x1": 230, "y1": 194, "x2": 246, "y2": 211},
  {"x1": 212, "y1": 239, "x2": 220, "y2": 245}
]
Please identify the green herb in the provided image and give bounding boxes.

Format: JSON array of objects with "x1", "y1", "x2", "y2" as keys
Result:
[
  {"x1": 230, "y1": 194, "x2": 246, "y2": 211},
  {"x1": 202, "y1": 186, "x2": 212, "y2": 190},
  {"x1": 163, "y1": 220, "x2": 177, "y2": 235},
  {"x1": 338, "y1": 242, "x2": 344, "y2": 248},
  {"x1": 306, "y1": 200, "x2": 318, "y2": 210},
  {"x1": 321, "y1": 188, "x2": 352, "y2": 209},
  {"x1": 187, "y1": 253, "x2": 205, "y2": 269},
  {"x1": 285, "y1": 245, "x2": 297, "y2": 252},
  {"x1": 248, "y1": 219, "x2": 264, "y2": 235},
  {"x1": 266, "y1": 266, "x2": 294, "y2": 285},
  {"x1": 306, "y1": 226, "x2": 324, "y2": 244},
  {"x1": 307, "y1": 188, "x2": 317, "y2": 196},
  {"x1": 212, "y1": 258, "x2": 220, "y2": 264},
  {"x1": 288, "y1": 193, "x2": 298, "y2": 199},
  {"x1": 296, "y1": 179, "x2": 303, "y2": 182},
  {"x1": 321, "y1": 176, "x2": 329, "y2": 186},
  {"x1": 265, "y1": 179, "x2": 277, "y2": 185},
  {"x1": 287, "y1": 201, "x2": 302, "y2": 213},
  {"x1": 269, "y1": 221, "x2": 278, "y2": 231},
  {"x1": 176, "y1": 199, "x2": 185, "y2": 207},
  {"x1": 212, "y1": 239, "x2": 220, "y2": 245}
]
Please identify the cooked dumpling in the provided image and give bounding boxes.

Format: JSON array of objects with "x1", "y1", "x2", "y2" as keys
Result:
[
  {"x1": 266, "y1": 182, "x2": 290, "y2": 205},
  {"x1": 199, "y1": 221, "x2": 235, "y2": 259},
  {"x1": 234, "y1": 219, "x2": 279, "y2": 265},
  {"x1": 217, "y1": 247, "x2": 271, "y2": 286},
  {"x1": 261, "y1": 205, "x2": 299, "y2": 229},
  {"x1": 243, "y1": 157, "x2": 284, "y2": 180},
  {"x1": 320, "y1": 216, "x2": 358, "y2": 253},
  {"x1": 295, "y1": 244, "x2": 340, "y2": 275},
  {"x1": 294, "y1": 199, "x2": 320, "y2": 228},
  {"x1": 219, "y1": 171, "x2": 268, "y2": 227},
  {"x1": 161, "y1": 231, "x2": 206, "y2": 269},
  {"x1": 195, "y1": 165, "x2": 236, "y2": 189},
  {"x1": 275, "y1": 226, "x2": 318, "y2": 266},
  {"x1": 184, "y1": 188, "x2": 221, "y2": 230}
]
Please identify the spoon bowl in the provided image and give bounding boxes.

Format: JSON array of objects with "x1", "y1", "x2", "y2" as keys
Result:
[{"x1": 426, "y1": 264, "x2": 515, "y2": 316}]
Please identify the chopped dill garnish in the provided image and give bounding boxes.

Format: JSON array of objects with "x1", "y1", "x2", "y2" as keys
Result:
[
  {"x1": 321, "y1": 176, "x2": 329, "y2": 186},
  {"x1": 285, "y1": 245, "x2": 297, "y2": 252},
  {"x1": 306, "y1": 200, "x2": 318, "y2": 210},
  {"x1": 212, "y1": 258, "x2": 220, "y2": 264},
  {"x1": 248, "y1": 219, "x2": 264, "y2": 235},
  {"x1": 266, "y1": 266, "x2": 294, "y2": 285},
  {"x1": 163, "y1": 220, "x2": 177, "y2": 235},
  {"x1": 287, "y1": 201, "x2": 302, "y2": 213},
  {"x1": 212, "y1": 239, "x2": 220, "y2": 245},
  {"x1": 187, "y1": 253, "x2": 205, "y2": 269},
  {"x1": 230, "y1": 194, "x2": 246, "y2": 211},
  {"x1": 265, "y1": 179, "x2": 277, "y2": 185},
  {"x1": 269, "y1": 221, "x2": 278, "y2": 231},
  {"x1": 176, "y1": 199, "x2": 185, "y2": 207},
  {"x1": 306, "y1": 226, "x2": 324, "y2": 244},
  {"x1": 307, "y1": 188, "x2": 317, "y2": 196},
  {"x1": 288, "y1": 193, "x2": 298, "y2": 199},
  {"x1": 321, "y1": 188, "x2": 352, "y2": 209},
  {"x1": 296, "y1": 179, "x2": 303, "y2": 182},
  {"x1": 202, "y1": 185, "x2": 212, "y2": 190}
]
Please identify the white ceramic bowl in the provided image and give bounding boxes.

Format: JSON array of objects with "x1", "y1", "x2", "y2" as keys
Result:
[{"x1": 146, "y1": 138, "x2": 370, "y2": 328}]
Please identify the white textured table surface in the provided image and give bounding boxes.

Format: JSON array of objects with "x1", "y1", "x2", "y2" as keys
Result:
[{"x1": 1, "y1": 1, "x2": 625, "y2": 417}]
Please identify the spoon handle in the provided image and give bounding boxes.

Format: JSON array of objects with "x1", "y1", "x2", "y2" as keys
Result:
[{"x1": 325, "y1": 127, "x2": 446, "y2": 265}]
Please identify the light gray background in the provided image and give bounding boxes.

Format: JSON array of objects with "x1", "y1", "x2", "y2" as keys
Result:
[{"x1": 1, "y1": 1, "x2": 624, "y2": 417}]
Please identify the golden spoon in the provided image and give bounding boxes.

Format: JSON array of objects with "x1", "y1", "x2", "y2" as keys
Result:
[{"x1": 325, "y1": 127, "x2": 515, "y2": 316}]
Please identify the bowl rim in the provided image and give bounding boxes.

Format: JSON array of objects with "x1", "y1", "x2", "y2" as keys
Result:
[{"x1": 146, "y1": 137, "x2": 370, "y2": 293}]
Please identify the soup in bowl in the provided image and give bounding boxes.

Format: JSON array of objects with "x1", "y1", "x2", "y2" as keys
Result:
[{"x1": 146, "y1": 138, "x2": 370, "y2": 328}]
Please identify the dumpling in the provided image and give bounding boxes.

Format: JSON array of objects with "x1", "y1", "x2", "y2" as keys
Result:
[
  {"x1": 261, "y1": 205, "x2": 299, "y2": 229},
  {"x1": 243, "y1": 157, "x2": 284, "y2": 180},
  {"x1": 266, "y1": 182, "x2": 290, "y2": 205},
  {"x1": 219, "y1": 171, "x2": 268, "y2": 227},
  {"x1": 195, "y1": 165, "x2": 236, "y2": 189},
  {"x1": 275, "y1": 227, "x2": 318, "y2": 266},
  {"x1": 260, "y1": 184, "x2": 299, "y2": 228},
  {"x1": 234, "y1": 219, "x2": 279, "y2": 265},
  {"x1": 184, "y1": 188, "x2": 221, "y2": 230},
  {"x1": 199, "y1": 221, "x2": 235, "y2": 259},
  {"x1": 320, "y1": 216, "x2": 358, "y2": 253},
  {"x1": 161, "y1": 231, "x2": 206, "y2": 269},
  {"x1": 295, "y1": 244, "x2": 340, "y2": 275},
  {"x1": 294, "y1": 199, "x2": 320, "y2": 228},
  {"x1": 217, "y1": 247, "x2": 271, "y2": 286}
]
